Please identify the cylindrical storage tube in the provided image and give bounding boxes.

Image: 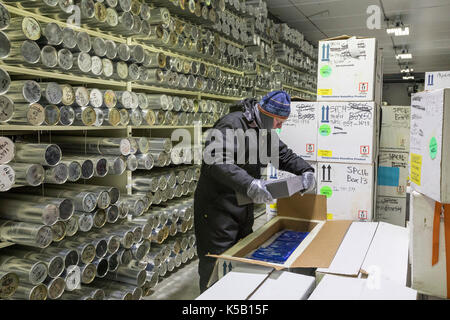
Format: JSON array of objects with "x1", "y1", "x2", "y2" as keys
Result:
[
  {"x1": 8, "y1": 163, "x2": 45, "y2": 187},
  {"x1": 0, "y1": 256, "x2": 48, "y2": 285},
  {"x1": 0, "y1": 271, "x2": 19, "y2": 299},
  {"x1": 10, "y1": 282, "x2": 47, "y2": 300},
  {"x1": 103, "y1": 264, "x2": 147, "y2": 287},
  {"x1": 41, "y1": 188, "x2": 98, "y2": 213}
]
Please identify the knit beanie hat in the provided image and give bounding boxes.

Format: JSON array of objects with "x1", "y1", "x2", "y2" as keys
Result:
[{"x1": 258, "y1": 90, "x2": 291, "y2": 120}]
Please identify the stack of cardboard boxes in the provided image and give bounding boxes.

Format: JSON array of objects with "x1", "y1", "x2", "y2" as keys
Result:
[
  {"x1": 409, "y1": 88, "x2": 450, "y2": 299},
  {"x1": 267, "y1": 36, "x2": 383, "y2": 222},
  {"x1": 315, "y1": 36, "x2": 382, "y2": 221},
  {"x1": 375, "y1": 106, "x2": 411, "y2": 227}
]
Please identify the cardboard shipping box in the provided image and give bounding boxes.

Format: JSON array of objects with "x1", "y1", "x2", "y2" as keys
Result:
[
  {"x1": 425, "y1": 71, "x2": 450, "y2": 91},
  {"x1": 278, "y1": 102, "x2": 318, "y2": 161},
  {"x1": 377, "y1": 151, "x2": 409, "y2": 198},
  {"x1": 317, "y1": 36, "x2": 382, "y2": 103},
  {"x1": 317, "y1": 162, "x2": 375, "y2": 221},
  {"x1": 308, "y1": 274, "x2": 417, "y2": 300},
  {"x1": 410, "y1": 88, "x2": 450, "y2": 203},
  {"x1": 380, "y1": 105, "x2": 411, "y2": 152},
  {"x1": 410, "y1": 191, "x2": 448, "y2": 298},
  {"x1": 211, "y1": 194, "x2": 353, "y2": 276},
  {"x1": 317, "y1": 102, "x2": 378, "y2": 164},
  {"x1": 375, "y1": 196, "x2": 407, "y2": 227}
]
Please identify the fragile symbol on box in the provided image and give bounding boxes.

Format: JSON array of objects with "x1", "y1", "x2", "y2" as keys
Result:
[
  {"x1": 359, "y1": 82, "x2": 369, "y2": 92},
  {"x1": 358, "y1": 210, "x2": 369, "y2": 220},
  {"x1": 306, "y1": 144, "x2": 315, "y2": 153},
  {"x1": 360, "y1": 145, "x2": 370, "y2": 155}
]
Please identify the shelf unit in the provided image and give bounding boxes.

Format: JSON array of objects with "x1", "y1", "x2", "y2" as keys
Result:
[
  {"x1": 5, "y1": 4, "x2": 127, "y2": 43},
  {"x1": 0, "y1": 1, "x2": 317, "y2": 258},
  {"x1": 132, "y1": 41, "x2": 245, "y2": 76},
  {"x1": 282, "y1": 84, "x2": 316, "y2": 96}
]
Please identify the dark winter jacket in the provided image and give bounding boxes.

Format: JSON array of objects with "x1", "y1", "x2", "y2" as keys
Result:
[{"x1": 194, "y1": 98, "x2": 313, "y2": 256}]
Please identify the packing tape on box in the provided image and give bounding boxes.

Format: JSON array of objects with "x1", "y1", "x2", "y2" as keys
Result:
[{"x1": 432, "y1": 202, "x2": 450, "y2": 298}]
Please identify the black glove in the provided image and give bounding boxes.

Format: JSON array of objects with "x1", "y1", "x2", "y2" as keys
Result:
[
  {"x1": 246, "y1": 179, "x2": 274, "y2": 204},
  {"x1": 299, "y1": 171, "x2": 316, "y2": 195}
]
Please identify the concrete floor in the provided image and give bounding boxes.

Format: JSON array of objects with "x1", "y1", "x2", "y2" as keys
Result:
[{"x1": 145, "y1": 208, "x2": 268, "y2": 300}]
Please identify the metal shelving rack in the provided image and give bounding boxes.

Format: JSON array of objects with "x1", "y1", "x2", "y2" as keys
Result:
[
  {"x1": 0, "y1": 4, "x2": 243, "y2": 253},
  {"x1": 0, "y1": 0, "x2": 316, "y2": 260}
]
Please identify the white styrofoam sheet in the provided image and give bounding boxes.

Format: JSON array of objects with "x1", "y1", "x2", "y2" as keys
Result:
[
  {"x1": 316, "y1": 222, "x2": 378, "y2": 276},
  {"x1": 360, "y1": 222, "x2": 409, "y2": 286},
  {"x1": 308, "y1": 274, "x2": 417, "y2": 300},
  {"x1": 248, "y1": 271, "x2": 315, "y2": 300},
  {"x1": 198, "y1": 265, "x2": 273, "y2": 300}
]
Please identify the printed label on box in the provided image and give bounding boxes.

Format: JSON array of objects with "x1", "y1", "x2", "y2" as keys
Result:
[
  {"x1": 410, "y1": 153, "x2": 423, "y2": 186},
  {"x1": 358, "y1": 210, "x2": 369, "y2": 221},
  {"x1": 318, "y1": 89, "x2": 332, "y2": 96},
  {"x1": 359, "y1": 82, "x2": 369, "y2": 93},
  {"x1": 306, "y1": 144, "x2": 315, "y2": 153},
  {"x1": 318, "y1": 150, "x2": 332, "y2": 157},
  {"x1": 360, "y1": 146, "x2": 370, "y2": 155},
  {"x1": 377, "y1": 166, "x2": 400, "y2": 187}
]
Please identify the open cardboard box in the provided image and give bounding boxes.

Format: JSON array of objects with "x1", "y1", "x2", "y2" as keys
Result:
[{"x1": 210, "y1": 194, "x2": 352, "y2": 271}]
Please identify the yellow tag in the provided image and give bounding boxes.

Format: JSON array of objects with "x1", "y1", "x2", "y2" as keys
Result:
[
  {"x1": 410, "y1": 153, "x2": 423, "y2": 186},
  {"x1": 318, "y1": 150, "x2": 332, "y2": 157},
  {"x1": 327, "y1": 214, "x2": 333, "y2": 220},
  {"x1": 269, "y1": 203, "x2": 277, "y2": 209},
  {"x1": 318, "y1": 89, "x2": 332, "y2": 95}
]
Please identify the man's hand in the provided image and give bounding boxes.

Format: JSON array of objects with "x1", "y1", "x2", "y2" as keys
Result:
[
  {"x1": 299, "y1": 171, "x2": 316, "y2": 195},
  {"x1": 247, "y1": 179, "x2": 274, "y2": 204}
]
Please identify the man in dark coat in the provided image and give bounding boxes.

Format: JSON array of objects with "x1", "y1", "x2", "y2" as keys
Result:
[{"x1": 194, "y1": 91, "x2": 315, "y2": 293}]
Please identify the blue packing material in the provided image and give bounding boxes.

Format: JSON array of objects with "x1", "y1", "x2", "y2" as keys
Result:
[
  {"x1": 249, "y1": 230, "x2": 310, "y2": 264},
  {"x1": 277, "y1": 231, "x2": 309, "y2": 242}
]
